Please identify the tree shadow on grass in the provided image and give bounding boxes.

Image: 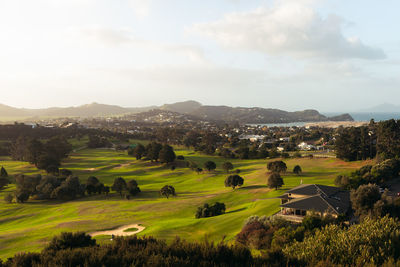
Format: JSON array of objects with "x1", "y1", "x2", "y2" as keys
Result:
[
  {"x1": 238, "y1": 185, "x2": 269, "y2": 190},
  {"x1": 226, "y1": 207, "x2": 247, "y2": 214}
]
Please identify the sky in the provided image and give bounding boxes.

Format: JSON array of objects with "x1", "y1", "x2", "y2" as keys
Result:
[{"x1": 0, "y1": 0, "x2": 399, "y2": 112}]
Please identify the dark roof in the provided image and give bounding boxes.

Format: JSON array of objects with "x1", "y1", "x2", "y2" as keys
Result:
[
  {"x1": 286, "y1": 184, "x2": 340, "y2": 197},
  {"x1": 280, "y1": 184, "x2": 350, "y2": 214}
]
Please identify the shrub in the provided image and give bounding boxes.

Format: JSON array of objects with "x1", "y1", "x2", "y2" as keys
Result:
[
  {"x1": 195, "y1": 202, "x2": 226, "y2": 218},
  {"x1": 44, "y1": 232, "x2": 96, "y2": 252}
]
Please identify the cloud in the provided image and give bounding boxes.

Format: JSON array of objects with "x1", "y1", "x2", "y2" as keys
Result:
[
  {"x1": 189, "y1": 1, "x2": 386, "y2": 60},
  {"x1": 128, "y1": 0, "x2": 151, "y2": 19},
  {"x1": 68, "y1": 26, "x2": 207, "y2": 64},
  {"x1": 72, "y1": 27, "x2": 138, "y2": 46}
]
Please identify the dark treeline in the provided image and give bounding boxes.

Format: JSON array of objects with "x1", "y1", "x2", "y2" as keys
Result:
[
  {"x1": 335, "y1": 119, "x2": 400, "y2": 161},
  {"x1": 128, "y1": 142, "x2": 176, "y2": 164},
  {"x1": 10, "y1": 136, "x2": 72, "y2": 171},
  {"x1": 3, "y1": 216, "x2": 400, "y2": 267},
  {"x1": 0, "y1": 123, "x2": 134, "y2": 157},
  {"x1": 335, "y1": 158, "x2": 400, "y2": 189},
  {"x1": 7, "y1": 173, "x2": 145, "y2": 203},
  {"x1": 0, "y1": 233, "x2": 257, "y2": 267}
]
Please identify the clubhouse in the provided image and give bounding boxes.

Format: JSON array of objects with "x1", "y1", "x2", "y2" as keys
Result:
[{"x1": 277, "y1": 184, "x2": 350, "y2": 222}]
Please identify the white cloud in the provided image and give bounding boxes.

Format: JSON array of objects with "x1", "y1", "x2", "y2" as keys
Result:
[
  {"x1": 189, "y1": 1, "x2": 386, "y2": 60},
  {"x1": 68, "y1": 26, "x2": 207, "y2": 64},
  {"x1": 71, "y1": 27, "x2": 138, "y2": 46},
  {"x1": 128, "y1": 0, "x2": 152, "y2": 19}
]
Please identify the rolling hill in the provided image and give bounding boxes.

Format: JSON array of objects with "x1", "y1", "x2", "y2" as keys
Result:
[{"x1": 0, "y1": 101, "x2": 353, "y2": 123}]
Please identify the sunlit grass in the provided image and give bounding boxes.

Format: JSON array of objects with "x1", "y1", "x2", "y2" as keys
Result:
[{"x1": 0, "y1": 146, "x2": 367, "y2": 259}]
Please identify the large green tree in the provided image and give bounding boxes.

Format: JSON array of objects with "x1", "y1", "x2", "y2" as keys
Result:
[
  {"x1": 159, "y1": 145, "x2": 176, "y2": 164},
  {"x1": 112, "y1": 177, "x2": 127, "y2": 197},
  {"x1": 159, "y1": 185, "x2": 176, "y2": 199},
  {"x1": 204, "y1": 161, "x2": 217, "y2": 172},
  {"x1": 267, "y1": 172, "x2": 284, "y2": 190},
  {"x1": 224, "y1": 175, "x2": 244, "y2": 189}
]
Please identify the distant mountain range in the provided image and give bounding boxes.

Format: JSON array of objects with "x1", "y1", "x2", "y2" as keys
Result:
[{"x1": 0, "y1": 101, "x2": 353, "y2": 124}]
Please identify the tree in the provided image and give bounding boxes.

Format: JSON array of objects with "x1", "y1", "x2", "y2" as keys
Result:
[
  {"x1": 267, "y1": 161, "x2": 287, "y2": 173},
  {"x1": 159, "y1": 144, "x2": 176, "y2": 164},
  {"x1": 147, "y1": 142, "x2": 163, "y2": 162},
  {"x1": 293, "y1": 165, "x2": 302, "y2": 175},
  {"x1": 195, "y1": 202, "x2": 226, "y2": 218},
  {"x1": 159, "y1": 185, "x2": 176, "y2": 199},
  {"x1": 1, "y1": 166, "x2": 8, "y2": 177},
  {"x1": 204, "y1": 161, "x2": 217, "y2": 172},
  {"x1": 0, "y1": 168, "x2": 9, "y2": 190},
  {"x1": 225, "y1": 175, "x2": 244, "y2": 189},
  {"x1": 127, "y1": 179, "x2": 141, "y2": 196},
  {"x1": 222, "y1": 162, "x2": 234, "y2": 173},
  {"x1": 36, "y1": 154, "x2": 61, "y2": 170},
  {"x1": 86, "y1": 176, "x2": 100, "y2": 195},
  {"x1": 112, "y1": 177, "x2": 127, "y2": 197},
  {"x1": 350, "y1": 183, "x2": 381, "y2": 218},
  {"x1": 132, "y1": 144, "x2": 145, "y2": 160},
  {"x1": 36, "y1": 176, "x2": 61, "y2": 199},
  {"x1": 26, "y1": 138, "x2": 44, "y2": 165},
  {"x1": 51, "y1": 176, "x2": 85, "y2": 200},
  {"x1": 267, "y1": 172, "x2": 284, "y2": 190}
]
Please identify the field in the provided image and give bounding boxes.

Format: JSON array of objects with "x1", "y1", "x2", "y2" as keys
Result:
[{"x1": 0, "y1": 147, "x2": 370, "y2": 259}]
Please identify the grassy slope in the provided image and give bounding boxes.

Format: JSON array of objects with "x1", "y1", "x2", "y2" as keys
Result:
[{"x1": 0, "y1": 148, "x2": 370, "y2": 259}]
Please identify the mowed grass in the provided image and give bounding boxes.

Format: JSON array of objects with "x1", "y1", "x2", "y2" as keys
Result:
[{"x1": 0, "y1": 148, "x2": 370, "y2": 259}]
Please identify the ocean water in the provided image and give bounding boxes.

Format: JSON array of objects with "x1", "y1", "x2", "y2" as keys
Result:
[
  {"x1": 248, "y1": 113, "x2": 400, "y2": 127},
  {"x1": 324, "y1": 112, "x2": 400, "y2": 122}
]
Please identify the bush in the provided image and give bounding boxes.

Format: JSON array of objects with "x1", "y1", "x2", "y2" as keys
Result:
[
  {"x1": 4, "y1": 235, "x2": 255, "y2": 266},
  {"x1": 284, "y1": 216, "x2": 400, "y2": 266},
  {"x1": 177, "y1": 155, "x2": 185, "y2": 160},
  {"x1": 195, "y1": 202, "x2": 226, "y2": 218},
  {"x1": 44, "y1": 232, "x2": 96, "y2": 252}
]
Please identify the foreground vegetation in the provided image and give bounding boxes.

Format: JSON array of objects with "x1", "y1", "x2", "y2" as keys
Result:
[
  {"x1": 3, "y1": 216, "x2": 400, "y2": 267},
  {"x1": 0, "y1": 145, "x2": 367, "y2": 259}
]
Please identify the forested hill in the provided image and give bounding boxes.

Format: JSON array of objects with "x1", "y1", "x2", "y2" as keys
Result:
[
  {"x1": 186, "y1": 105, "x2": 353, "y2": 124},
  {"x1": 0, "y1": 101, "x2": 353, "y2": 124}
]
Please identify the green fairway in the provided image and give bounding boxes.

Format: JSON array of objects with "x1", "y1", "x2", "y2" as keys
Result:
[{"x1": 0, "y1": 148, "x2": 370, "y2": 259}]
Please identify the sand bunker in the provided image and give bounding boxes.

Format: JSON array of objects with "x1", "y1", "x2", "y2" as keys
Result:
[{"x1": 89, "y1": 224, "x2": 145, "y2": 237}]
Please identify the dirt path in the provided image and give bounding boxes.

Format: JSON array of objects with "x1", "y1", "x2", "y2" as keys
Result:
[{"x1": 89, "y1": 224, "x2": 145, "y2": 237}]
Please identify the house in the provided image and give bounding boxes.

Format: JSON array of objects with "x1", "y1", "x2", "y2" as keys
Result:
[
  {"x1": 238, "y1": 135, "x2": 266, "y2": 142},
  {"x1": 298, "y1": 142, "x2": 316, "y2": 151},
  {"x1": 277, "y1": 184, "x2": 350, "y2": 222}
]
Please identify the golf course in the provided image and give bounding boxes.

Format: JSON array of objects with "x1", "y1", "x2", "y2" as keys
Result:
[{"x1": 0, "y1": 142, "x2": 370, "y2": 259}]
